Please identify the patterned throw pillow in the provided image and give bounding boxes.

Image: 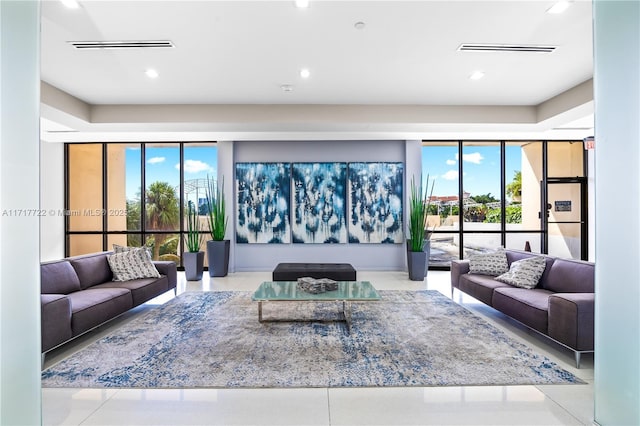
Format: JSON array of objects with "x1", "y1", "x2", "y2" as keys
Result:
[
  {"x1": 495, "y1": 256, "x2": 547, "y2": 289},
  {"x1": 112, "y1": 244, "x2": 152, "y2": 259},
  {"x1": 107, "y1": 247, "x2": 161, "y2": 282},
  {"x1": 468, "y1": 248, "x2": 509, "y2": 276}
]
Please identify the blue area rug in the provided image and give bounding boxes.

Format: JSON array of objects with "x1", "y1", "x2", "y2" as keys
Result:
[{"x1": 41, "y1": 290, "x2": 584, "y2": 388}]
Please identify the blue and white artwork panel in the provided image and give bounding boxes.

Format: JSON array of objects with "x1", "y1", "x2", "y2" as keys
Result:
[
  {"x1": 292, "y1": 162, "x2": 347, "y2": 244},
  {"x1": 236, "y1": 162, "x2": 291, "y2": 244},
  {"x1": 348, "y1": 162, "x2": 404, "y2": 244}
]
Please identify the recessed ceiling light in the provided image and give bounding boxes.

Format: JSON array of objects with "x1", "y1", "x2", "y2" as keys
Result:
[
  {"x1": 60, "y1": 0, "x2": 80, "y2": 9},
  {"x1": 354, "y1": 21, "x2": 366, "y2": 30},
  {"x1": 295, "y1": 0, "x2": 309, "y2": 8},
  {"x1": 280, "y1": 84, "x2": 294, "y2": 92},
  {"x1": 546, "y1": 1, "x2": 571, "y2": 14},
  {"x1": 300, "y1": 68, "x2": 311, "y2": 79},
  {"x1": 469, "y1": 71, "x2": 485, "y2": 80},
  {"x1": 145, "y1": 69, "x2": 159, "y2": 79}
]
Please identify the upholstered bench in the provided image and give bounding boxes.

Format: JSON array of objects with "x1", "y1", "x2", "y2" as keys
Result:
[{"x1": 272, "y1": 263, "x2": 357, "y2": 281}]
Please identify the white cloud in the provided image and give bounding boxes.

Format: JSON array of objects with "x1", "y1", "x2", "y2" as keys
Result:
[
  {"x1": 177, "y1": 159, "x2": 214, "y2": 174},
  {"x1": 462, "y1": 152, "x2": 483, "y2": 164},
  {"x1": 446, "y1": 159, "x2": 456, "y2": 165},
  {"x1": 147, "y1": 156, "x2": 165, "y2": 164},
  {"x1": 442, "y1": 170, "x2": 459, "y2": 180}
]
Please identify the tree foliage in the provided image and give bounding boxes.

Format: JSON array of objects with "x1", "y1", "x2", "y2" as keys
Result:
[
  {"x1": 145, "y1": 181, "x2": 180, "y2": 259},
  {"x1": 506, "y1": 171, "x2": 522, "y2": 200}
]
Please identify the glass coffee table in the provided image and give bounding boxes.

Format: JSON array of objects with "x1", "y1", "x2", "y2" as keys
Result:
[{"x1": 252, "y1": 281, "x2": 381, "y2": 333}]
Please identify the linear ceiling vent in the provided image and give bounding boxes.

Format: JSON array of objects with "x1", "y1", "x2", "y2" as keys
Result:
[
  {"x1": 69, "y1": 40, "x2": 175, "y2": 50},
  {"x1": 458, "y1": 43, "x2": 556, "y2": 53}
]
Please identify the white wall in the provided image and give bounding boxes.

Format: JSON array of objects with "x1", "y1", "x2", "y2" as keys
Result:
[
  {"x1": 227, "y1": 140, "x2": 421, "y2": 272},
  {"x1": 40, "y1": 141, "x2": 65, "y2": 261},
  {"x1": 0, "y1": 2, "x2": 42, "y2": 424},
  {"x1": 593, "y1": 1, "x2": 640, "y2": 425}
]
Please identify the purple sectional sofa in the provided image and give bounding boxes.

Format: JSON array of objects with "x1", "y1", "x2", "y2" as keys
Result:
[
  {"x1": 451, "y1": 249, "x2": 594, "y2": 367},
  {"x1": 41, "y1": 251, "x2": 177, "y2": 354}
]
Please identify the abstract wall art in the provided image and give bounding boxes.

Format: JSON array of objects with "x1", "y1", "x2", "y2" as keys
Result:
[
  {"x1": 347, "y1": 162, "x2": 404, "y2": 244},
  {"x1": 236, "y1": 162, "x2": 291, "y2": 243},
  {"x1": 292, "y1": 162, "x2": 347, "y2": 243}
]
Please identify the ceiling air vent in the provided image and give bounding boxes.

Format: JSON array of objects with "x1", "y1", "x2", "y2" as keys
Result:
[
  {"x1": 69, "y1": 40, "x2": 175, "y2": 50},
  {"x1": 458, "y1": 43, "x2": 556, "y2": 53}
]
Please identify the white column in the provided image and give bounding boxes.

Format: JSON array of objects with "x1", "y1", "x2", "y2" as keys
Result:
[
  {"x1": 593, "y1": 1, "x2": 640, "y2": 425},
  {"x1": 0, "y1": 1, "x2": 42, "y2": 425}
]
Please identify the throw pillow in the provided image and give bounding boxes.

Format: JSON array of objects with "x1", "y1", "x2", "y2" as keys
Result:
[
  {"x1": 468, "y1": 248, "x2": 509, "y2": 276},
  {"x1": 107, "y1": 247, "x2": 161, "y2": 282},
  {"x1": 495, "y1": 256, "x2": 547, "y2": 289},
  {"x1": 113, "y1": 244, "x2": 152, "y2": 259}
]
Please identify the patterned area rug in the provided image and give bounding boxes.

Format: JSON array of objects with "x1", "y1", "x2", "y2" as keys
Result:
[{"x1": 41, "y1": 290, "x2": 584, "y2": 388}]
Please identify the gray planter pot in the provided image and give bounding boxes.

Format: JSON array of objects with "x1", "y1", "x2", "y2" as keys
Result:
[
  {"x1": 408, "y1": 250, "x2": 427, "y2": 281},
  {"x1": 207, "y1": 240, "x2": 230, "y2": 277},
  {"x1": 406, "y1": 239, "x2": 431, "y2": 278},
  {"x1": 183, "y1": 251, "x2": 204, "y2": 281}
]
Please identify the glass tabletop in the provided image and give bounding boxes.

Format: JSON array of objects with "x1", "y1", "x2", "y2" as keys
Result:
[{"x1": 252, "y1": 281, "x2": 381, "y2": 301}]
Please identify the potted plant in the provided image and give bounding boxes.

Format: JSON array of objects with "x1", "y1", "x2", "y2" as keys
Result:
[
  {"x1": 183, "y1": 201, "x2": 205, "y2": 281},
  {"x1": 407, "y1": 175, "x2": 435, "y2": 281},
  {"x1": 205, "y1": 175, "x2": 229, "y2": 277}
]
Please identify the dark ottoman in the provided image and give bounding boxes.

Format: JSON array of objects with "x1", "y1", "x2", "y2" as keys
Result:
[{"x1": 272, "y1": 263, "x2": 357, "y2": 281}]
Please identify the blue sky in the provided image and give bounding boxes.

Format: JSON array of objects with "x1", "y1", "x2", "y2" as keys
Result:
[
  {"x1": 125, "y1": 146, "x2": 217, "y2": 200},
  {"x1": 422, "y1": 145, "x2": 521, "y2": 199}
]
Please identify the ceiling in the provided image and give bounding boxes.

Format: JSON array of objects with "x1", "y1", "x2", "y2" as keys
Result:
[{"x1": 40, "y1": 0, "x2": 595, "y2": 142}]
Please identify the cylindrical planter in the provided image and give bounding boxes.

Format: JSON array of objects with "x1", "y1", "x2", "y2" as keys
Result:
[
  {"x1": 183, "y1": 251, "x2": 204, "y2": 281},
  {"x1": 408, "y1": 251, "x2": 427, "y2": 281},
  {"x1": 207, "y1": 239, "x2": 230, "y2": 277}
]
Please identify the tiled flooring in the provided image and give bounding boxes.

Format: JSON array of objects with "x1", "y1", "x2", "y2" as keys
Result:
[{"x1": 42, "y1": 270, "x2": 594, "y2": 425}]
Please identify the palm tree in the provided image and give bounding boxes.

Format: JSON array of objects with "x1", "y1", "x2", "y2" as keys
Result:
[
  {"x1": 506, "y1": 171, "x2": 522, "y2": 201},
  {"x1": 145, "y1": 181, "x2": 180, "y2": 259}
]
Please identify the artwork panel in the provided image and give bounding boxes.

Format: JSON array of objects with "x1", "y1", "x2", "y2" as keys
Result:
[
  {"x1": 347, "y1": 162, "x2": 404, "y2": 244},
  {"x1": 236, "y1": 162, "x2": 291, "y2": 244},
  {"x1": 292, "y1": 162, "x2": 347, "y2": 244}
]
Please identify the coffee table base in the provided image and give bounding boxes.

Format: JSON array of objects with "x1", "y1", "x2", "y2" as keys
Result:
[{"x1": 258, "y1": 300, "x2": 353, "y2": 333}]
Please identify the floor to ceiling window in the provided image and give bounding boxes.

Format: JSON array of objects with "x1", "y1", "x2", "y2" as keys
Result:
[
  {"x1": 422, "y1": 140, "x2": 586, "y2": 268},
  {"x1": 65, "y1": 142, "x2": 217, "y2": 268}
]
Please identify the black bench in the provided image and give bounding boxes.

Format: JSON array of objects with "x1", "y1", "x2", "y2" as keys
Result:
[{"x1": 272, "y1": 263, "x2": 357, "y2": 281}]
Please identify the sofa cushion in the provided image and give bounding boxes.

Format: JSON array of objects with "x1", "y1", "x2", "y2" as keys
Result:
[
  {"x1": 468, "y1": 248, "x2": 509, "y2": 276},
  {"x1": 93, "y1": 276, "x2": 169, "y2": 307},
  {"x1": 40, "y1": 261, "x2": 81, "y2": 294},
  {"x1": 543, "y1": 258, "x2": 595, "y2": 293},
  {"x1": 492, "y1": 287, "x2": 553, "y2": 333},
  {"x1": 70, "y1": 253, "x2": 113, "y2": 289},
  {"x1": 68, "y1": 288, "x2": 133, "y2": 335},
  {"x1": 107, "y1": 247, "x2": 161, "y2": 282},
  {"x1": 458, "y1": 274, "x2": 511, "y2": 306},
  {"x1": 495, "y1": 256, "x2": 547, "y2": 289}
]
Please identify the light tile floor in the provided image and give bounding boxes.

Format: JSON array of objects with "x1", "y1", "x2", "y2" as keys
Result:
[{"x1": 42, "y1": 270, "x2": 594, "y2": 426}]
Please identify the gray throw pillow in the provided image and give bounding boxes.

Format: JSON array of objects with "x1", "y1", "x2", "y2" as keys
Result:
[
  {"x1": 107, "y1": 247, "x2": 160, "y2": 282},
  {"x1": 495, "y1": 256, "x2": 547, "y2": 289},
  {"x1": 112, "y1": 244, "x2": 152, "y2": 259},
  {"x1": 468, "y1": 248, "x2": 509, "y2": 276}
]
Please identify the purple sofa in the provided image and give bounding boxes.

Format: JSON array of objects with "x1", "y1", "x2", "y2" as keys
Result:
[
  {"x1": 451, "y1": 249, "x2": 594, "y2": 367},
  {"x1": 41, "y1": 251, "x2": 177, "y2": 354}
]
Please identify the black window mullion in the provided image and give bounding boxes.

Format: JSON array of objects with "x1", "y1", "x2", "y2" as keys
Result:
[
  {"x1": 102, "y1": 143, "x2": 108, "y2": 251},
  {"x1": 458, "y1": 140, "x2": 464, "y2": 259},
  {"x1": 64, "y1": 143, "x2": 70, "y2": 257},
  {"x1": 141, "y1": 143, "x2": 146, "y2": 246},
  {"x1": 500, "y1": 140, "x2": 506, "y2": 247},
  {"x1": 179, "y1": 142, "x2": 185, "y2": 267}
]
